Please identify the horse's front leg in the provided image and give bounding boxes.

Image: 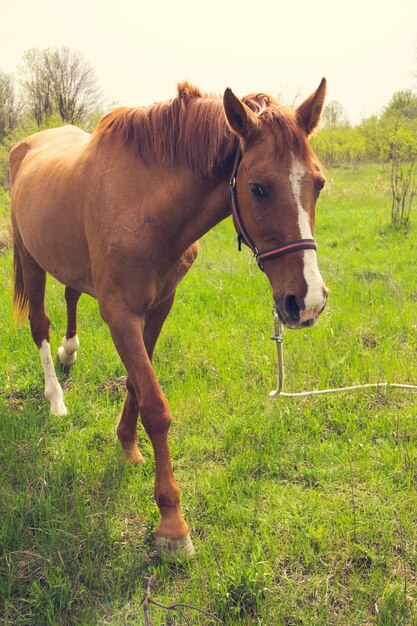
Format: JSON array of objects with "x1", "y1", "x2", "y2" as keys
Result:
[
  {"x1": 104, "y1": 303, "x2": 194, "y2": 559},
  {"x1": 117, "y1": 293, "x2": 176, "y2": 465},
  {"x1": 117, "y1": 375, "x2": 143, "y2": 465}
]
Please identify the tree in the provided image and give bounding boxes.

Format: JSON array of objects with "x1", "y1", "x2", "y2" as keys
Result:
[
  {"x1": 311, "y1": 100, "x2": 358, "y2": 167},
  {"x1": 19, "y1": 48, "x2": 101, "y2": 126},
  {"x1": 358, "y1": 115, "x2": 383, "y2": 162},
  {"x1": 311, "y1": 126, "x2": 366, "y2": 167},
  {"x1": 321, "y1": 100, "x2": 349, "y2": 129},
  {"x1": 380, "y1": 90, "x2": 417, "y2": 225},
  {"x1": 382, "y1": 90, "x2": 417, "y2": 122},
  {"x1": 0, "y1": 71, "x2": 19, "y2": 140},
  {"x1": 19, "y1": 49, "x2": 53, "y2": 125},
  {"x1": 381, "y1": 126, "x2": 417, "y2": 225},
  {"x1": 44, "y1": 48, "x2": 101, "y2": 124}
]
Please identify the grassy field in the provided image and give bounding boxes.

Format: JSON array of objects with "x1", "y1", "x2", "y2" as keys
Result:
[{"x1": 1, "y1": 164, "x2": 417, "y2": 625}]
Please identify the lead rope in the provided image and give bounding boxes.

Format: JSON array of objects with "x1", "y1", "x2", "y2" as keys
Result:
[{"x1": 269, "y1": 313, "x2": 417, "y2": 398}]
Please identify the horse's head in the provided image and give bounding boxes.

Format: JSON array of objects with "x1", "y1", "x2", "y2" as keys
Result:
[{"x1": 223, "y1": 79, "x2": 328, "y2": 329}]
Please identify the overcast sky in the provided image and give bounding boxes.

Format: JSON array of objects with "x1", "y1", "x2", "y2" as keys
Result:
[{"x1": 1, "y1": 0, "x2": 416, "y2": 124}]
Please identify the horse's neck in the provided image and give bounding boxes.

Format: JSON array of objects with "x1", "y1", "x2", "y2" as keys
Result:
[
  {"x1": 171, "y1": 169, "x2": 232, "y2": 254},
  {"x1": 91, "y1": 136, "x2": 234, "y2": 255}
]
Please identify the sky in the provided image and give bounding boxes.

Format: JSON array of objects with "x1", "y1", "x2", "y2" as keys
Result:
[{"x1": 1, "y1": 0, "x2": 416, "y2": 125}]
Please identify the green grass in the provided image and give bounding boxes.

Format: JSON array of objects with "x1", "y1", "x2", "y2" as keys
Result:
[{"x1": 1, "y1": 163, "x2": 417, "y2": 625}]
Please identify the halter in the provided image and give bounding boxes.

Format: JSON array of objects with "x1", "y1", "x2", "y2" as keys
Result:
[{"x1": 229, "y1": 147, "x2": 317, "y2": 271}]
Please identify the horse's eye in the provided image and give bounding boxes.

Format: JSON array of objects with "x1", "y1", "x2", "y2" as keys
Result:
[
  {"x1": 316, "y1": 179, "x2": 325, "y2": 196},
  {"x1": 250, "y1": 184, "x2": 266, "y2": 199}
]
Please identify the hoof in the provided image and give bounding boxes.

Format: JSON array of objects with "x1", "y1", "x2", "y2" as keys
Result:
[
  {"x1": 45, "y1": 385, "x2": 67, "y2": 416},
  {"x1": 156, "y1": 534, "x2": 195, "y2": 560},
  {"x1": 57, "y1": 336, "x2": 79, "y2": 370},
  {"x1": 121, "y1": 446, "x2": 144, "y2": 465},
  {"x1": 50, "y1": 399, "x2": 68, "y2": 416},
  {"x1": 57, "y1": 346, "x2": 77, "y2": 370},
  {"x1": 119, "y1": 438, "x2": 144, "y2": 464}
]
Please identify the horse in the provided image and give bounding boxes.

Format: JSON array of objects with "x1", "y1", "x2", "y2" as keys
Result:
[{"x1": 10, "y1": 79, "x2": 328, "y2": 558}]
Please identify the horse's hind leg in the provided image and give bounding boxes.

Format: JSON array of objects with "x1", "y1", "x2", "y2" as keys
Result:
[
  {"x1": 57, "y1": 287, "x2": 81, "y2": 370},
  {"x1": 16, "y1": 246, "x2": 67, "y2": 415}
]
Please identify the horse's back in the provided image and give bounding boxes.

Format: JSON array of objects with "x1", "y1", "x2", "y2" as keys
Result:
[{"x1": 10, "y1": 125, "x2": 90, "y2": 184}]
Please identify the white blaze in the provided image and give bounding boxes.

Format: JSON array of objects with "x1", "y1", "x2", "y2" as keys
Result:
[
  {"x1": 289, "y1": 158, "x2": 325, "y2": 315},
  {"x1": 39, "y1": 340, "x2": 67, "y2": 416}
]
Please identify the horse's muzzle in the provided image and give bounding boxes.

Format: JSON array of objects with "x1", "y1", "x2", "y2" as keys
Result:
[{"x1": 275, "y1": 289, "x2": 328, "y2": 329}]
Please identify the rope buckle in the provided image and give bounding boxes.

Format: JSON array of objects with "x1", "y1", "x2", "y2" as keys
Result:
[{"x1": 271, "y1": 329, "x2": 283, "y2": 343}]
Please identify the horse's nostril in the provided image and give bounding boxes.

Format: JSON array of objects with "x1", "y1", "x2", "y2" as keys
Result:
[
  {"x1": 285, "y1": 295, "x2": 303, "y2": 320},
  {"x1": 302, "y1": 318, "x2": 315, "y2": 327}
]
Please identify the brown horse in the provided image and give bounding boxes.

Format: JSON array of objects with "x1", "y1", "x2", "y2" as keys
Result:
[{"x1": 10, "y1": 80, "x2": 328, "y2": 558}]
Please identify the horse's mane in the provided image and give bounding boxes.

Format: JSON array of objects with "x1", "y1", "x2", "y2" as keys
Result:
[{"x1": 93, "y1": 82, "x2": 306, "y2": 177}]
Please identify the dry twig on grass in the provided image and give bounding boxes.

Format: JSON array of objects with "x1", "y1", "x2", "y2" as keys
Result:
[{"x1": 140, "y1": 574, "x2": 223, "y2": 625}]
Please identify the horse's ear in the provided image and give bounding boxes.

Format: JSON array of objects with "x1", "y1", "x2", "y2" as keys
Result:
[
  {"x1": 296, "y1": 78, "x2": 327, "y2": 135},
  {"x1": 223, "y1": 88, "x2": 258, "y2": 140}
]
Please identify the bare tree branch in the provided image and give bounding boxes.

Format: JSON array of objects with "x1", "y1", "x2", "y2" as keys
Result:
[
  {"x1": 19, "y1": 47, "x2": 102, "y2": 126},
  {"x1": 0, "y1": 71, "x2": 20, "y2": 140}
]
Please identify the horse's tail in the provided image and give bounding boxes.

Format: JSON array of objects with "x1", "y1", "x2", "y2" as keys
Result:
[
  {"x1": 10, "y1": 140, "x2": 31, "y2": 326},
  {"x1": 13, "y1": 240, "x2": 29, "y2": 325}
]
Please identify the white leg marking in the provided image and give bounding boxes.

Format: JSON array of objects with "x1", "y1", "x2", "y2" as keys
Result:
[
  {"x1": 290, "y1": 158, "x2": 326, "y2": 317},
  {"x1": 39, "y1": 340, "x2": 67, "y2": 416},
  {"x1": 57, "y1": 334, "x2": 79, "y2": 368}
]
